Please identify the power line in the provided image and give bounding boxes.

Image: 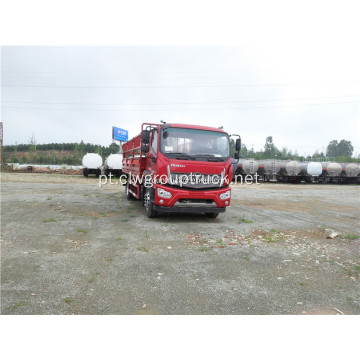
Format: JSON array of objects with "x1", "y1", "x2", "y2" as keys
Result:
[
  {"x1": 2, "y1": 80, "x2": 360, "y2": 89},
  {"x1": 1, "y1": 94, "x2": 358, "y2": 106},
  {"x1": 3, "y1": 100, "x2": 358, "y2": 112}
]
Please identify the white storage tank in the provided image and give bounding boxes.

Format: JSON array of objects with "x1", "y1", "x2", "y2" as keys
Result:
[
  {"x1": 325, "y1": 162, "x2": 342, "y2": 177},
  {"x1": 105, "y1": 154, "x2": 123, "y2": 170},
  {"x1": 300, "y1": 162, "x2": 322, "y2": 177},
  {"x1": 258, "y1": 159, "x2": 286, "y2": 176},
  {"x1": 285, "y1": 160, "x2": 302, "y2": 176},
  {"x1": 82, "y1": 153, "x2": 102, "y2": 169},
  {"x1": 104, "y1": 154, "x2": 123, "y2": 176},
  {"x1": 82, "y1": 153, "x2": 103, "y2": 177},
  {"x1": 345, "y1": 163, "x2": 360, "y2": 177},
  {"x1": 237, "y1": 159, "x2": 259, "y2": 175}
]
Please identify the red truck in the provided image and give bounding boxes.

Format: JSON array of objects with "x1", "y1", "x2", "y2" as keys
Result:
[{"x1": 122, "y1": 122, "x2": 241, "y2": 218}]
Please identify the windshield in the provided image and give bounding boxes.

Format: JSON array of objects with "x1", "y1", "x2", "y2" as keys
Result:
[{"x1": 160, "y1": 127, "x2": 230, "y2": 160}]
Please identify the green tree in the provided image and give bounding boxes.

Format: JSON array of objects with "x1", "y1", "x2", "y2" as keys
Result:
[
  {"x1": 10, "y1": 155, "x2": 19, "y2": 163},
  {"x1": 337, "y1": 140, "x2": 353, "y2": 157},
  {"x1": 326, "y1": 140, "x2": 338, "y2": 157},
  {"x1": 230, "y1": 139, "x2": 235, "y2": 157},
  {"x1": 29, "y1": 133, "x2": 36, "y2": 152},
  {"x1": 240, "y1": 143, "x2": 248, "y2": 158},
  {"x1": 263, "y1": 136, "x2": 277, "y2": 158},
  {"x1": 326, "y1": 139, "x2": 353, "y2": 157}
]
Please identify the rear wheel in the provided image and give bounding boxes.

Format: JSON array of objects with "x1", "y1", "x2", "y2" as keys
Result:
[
  {"x1": 144, "y1": 188, "x2": 157, "y2": 218},
  {"x1": 205, "y1": 212, "x2": 219, "y2": 218},
  {"x1": 83, "y1": 168, "x2": 88, "y2": 177}
]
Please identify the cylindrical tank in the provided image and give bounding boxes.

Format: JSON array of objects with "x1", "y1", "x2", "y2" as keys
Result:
[
  {"x1": 345, "y1": 163, "x2": 360, "y2": 177},
  {"x1": 258, "y1": 159, "x2": 286, "y2": 176},
  {"x1": 285, "y1": 160, "x2": 302, "y2": 176},
  {"x1": 105, "y1": 154, "x2": 123, "y2": 170},
  {"x1": 82, "y1": 153, "x2": 103, "y2": 169},
  {"x1": 237, "y1": 159, "x2": 259, "y2": 175},
  {"x1": 300, "y1": 162, "x2": 322, "y2": 177},
  {"x1": 322, "y1": 162, "x2": 342, "y2": 176}
]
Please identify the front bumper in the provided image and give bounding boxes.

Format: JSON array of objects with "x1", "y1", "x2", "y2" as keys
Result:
[
  {"x1": 153, "y1": 184, "x2": 231, "y2": 209},
  {"x1": 153, "y1": 204, "x2": 226, "y2": 214}
]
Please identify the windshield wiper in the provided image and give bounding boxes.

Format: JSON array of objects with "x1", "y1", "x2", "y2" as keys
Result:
[
  {"x1": 165, "y1": 152, "x2": 197, "y2": 160},
  {"x1": 193, "y1": 154, "x2": 225, "y2": 162}
]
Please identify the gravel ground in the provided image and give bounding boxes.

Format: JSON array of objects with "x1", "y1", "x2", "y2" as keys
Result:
[{"x1": 1, "y1": 172, "x2": 359, "y2": 314}]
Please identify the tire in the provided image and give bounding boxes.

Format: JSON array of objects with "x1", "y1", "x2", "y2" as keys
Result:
[
  {"x1": 125, "y1": 180, "x2": 134, "y2": 200},
  {"x1": 205, "y1": 212, "x2": 219, "y2": 218},
  {"x1": 143, "y1": 187, "x2": 157, "y2": 218},
  {"x1": 83, "y1": 168, "x2": 88, "y2": 177}
]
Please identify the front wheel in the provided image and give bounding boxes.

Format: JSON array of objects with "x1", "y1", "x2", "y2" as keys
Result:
[
  {"x1": 144, "y1": 188, "x2": 158, "y2": 218},
  {"x1": 205, "y1": 212, "x2": 219, "y2": 218},
  {"x1": 125, "y1": 180, "x2": 135, "y2": 200}
]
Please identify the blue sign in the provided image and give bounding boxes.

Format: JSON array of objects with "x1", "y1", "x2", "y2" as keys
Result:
[{"x1": 113, "y1": 127, "x2": 128, "y2": 142}]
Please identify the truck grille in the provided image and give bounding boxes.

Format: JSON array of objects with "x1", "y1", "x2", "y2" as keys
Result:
[{"x1": 169, "y1": 172, "x2": 223, "y2": 189}]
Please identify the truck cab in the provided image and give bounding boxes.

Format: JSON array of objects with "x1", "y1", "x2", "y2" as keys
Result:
[{"x1": 122, "y1": 123, "x2": 240, "y2": 218}]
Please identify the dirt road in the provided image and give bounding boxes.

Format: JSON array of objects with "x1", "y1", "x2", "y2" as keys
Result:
[{"x1": 1, "y1": 173, "x2": 359, "y2": 314}]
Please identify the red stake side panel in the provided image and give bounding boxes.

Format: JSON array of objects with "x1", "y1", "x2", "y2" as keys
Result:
[
  {"x1": 122, "y1": 123, "x2": 159, "y2": 177},
  {"x1": 122, "y1": 133, "x2": 145, "y2": 176}
]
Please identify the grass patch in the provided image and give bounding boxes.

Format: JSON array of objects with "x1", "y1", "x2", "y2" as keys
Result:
[
  {"x1": 239, "y1": 217, "x2": 254, "y2": 224},
  {"x1": 106, "y1": 257, "x2": 113, "y2": 262},
  {"x1": 243, "y1": 256, "x2": 251, "y2": 261},
  {"x1": 347, "y1": 264, "x2": 360, "y2": 276},
  {"x1": 77, "y1": 229, "x2": 88, "y2": 234},
  {"x1": 121, "y1": 219, "x2": 129, "y2": 222},
  {"x1": 264, "y1": 233, "x2": 277, "y2": 242},
  {"x1": 88, "y1": 272, "x2": 100, "y2": 283},
  {"x1": 216, "y1": 239, "x2": 225, "y2": 248},
  {"x1": 198, "y1": 246, "x2": 211, "y2": 252},
  {"x1": 46, "y1": 196, "x2": 52, "y2": 200},
  {"x1": 341, "y1": 234, "x2": 359, "y2": 240},
  {"x1": 43, "y1": 218, "x2": 56, "y2": 223},
  {"x1": 248, "y1": 240, "x2": 255, "y2": 248},
  {"x1": 137, "y1": 246, "x2": 149, "y2": 252},
  {"x1": 264, "y1": 230, "x2": 284, "y2": 242},
  {"x1": 64, "y1": 297, "x2": 72, "y2": 304},
  {"x1": 6, "y1": 301, "x2": 29, "y2": 311},
  {"x1": 116, "y1": 237, "x2": 123, "y2": 241},
  {"x1": 298, "y1": 282, "x2": 306, "y2": 286}
]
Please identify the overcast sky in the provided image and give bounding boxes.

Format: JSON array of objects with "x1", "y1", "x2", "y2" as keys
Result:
[{"x1": 1, "y1": 46, "x2": 359, "y2": 156}]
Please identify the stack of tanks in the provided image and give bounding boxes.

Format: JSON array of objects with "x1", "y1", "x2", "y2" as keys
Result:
[
  {"x1": 232, "y1": 158, "x2": 360, "y2": 184},
  {"x1": 82, "y1": 153, "x2": 123, "y2": 177}
]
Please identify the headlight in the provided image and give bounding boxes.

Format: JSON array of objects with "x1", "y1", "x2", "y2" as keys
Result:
[
  {"x1": 157, "y1": 188, "x2": 172, "y2": 199},
  {"x1": 220, "y1": 190, "x2": 231, "y2": 200}
]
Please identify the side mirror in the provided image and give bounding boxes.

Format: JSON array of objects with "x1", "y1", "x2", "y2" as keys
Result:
[
  {"x1": 142, "y1": 144, "x2": 149, "y2": 153},
  {"x1": 142, "y1": 130, "x2": 150, "y2": 144},
  {"x1": 235, "y1": 138, "x2": 241, "y2": 151},
  {"x1": 234, "y1": 152, "x2": 240, "y2": 159}
]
